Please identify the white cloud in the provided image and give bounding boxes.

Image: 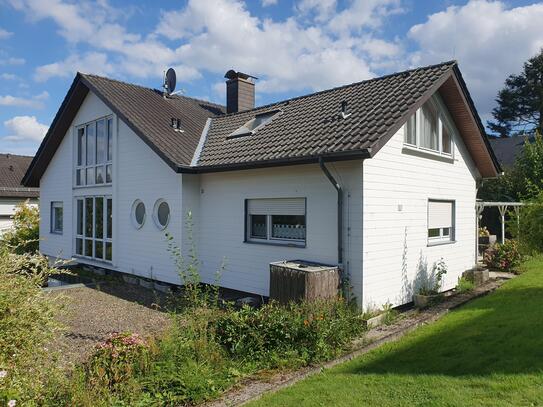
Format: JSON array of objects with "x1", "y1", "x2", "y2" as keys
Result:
[
  {"x1": 0, "y1": 73, "x2": 17, "y2": 80},
  {"x1": 156, "y1": 0, "x2": 403, "y2": 93},
  {"x1": 34, "y1": 52, "x2": 115, "y2": 82},
  {"x1": 409, "y1": 0, "x2": 543, "y2": 121},
  {"x1": 327, "y1": 0, "x2": 403, "y2": 35},
  {"x1": 0, "y1": 28, "x2": 13, "y2": 39},
  {"x1": 0, "y1": 91, "x2": 48, "y2": 108},
  {"x1": 0, "y1": 57, "x2": 25, "y2": 65},
  {"x1": 295, "y1": 0, "x2": 337, "y2": 22},
  {"x1": 3, "y1": 115, "x2": 49, "y2": 142},
  {"x1": 261, "y1": 0, "x2": 277, "y2": 6}
]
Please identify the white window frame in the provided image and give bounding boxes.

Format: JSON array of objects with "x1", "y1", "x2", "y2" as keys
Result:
[
  {"x1": 50, "y1": 201, "x2": 63, "y2": 234},
  {"x1": 152, "y1": 199, "x2": 170, "y2": 230},
  {"x1": 75, "y1": 196, "x2": 113, "y2": 263},
  {"x1": 403, "y1": 96, "x2": 454, "y2": 158},
  {"x1": 75, "y1": 116, "x2": 114, "y2": 187},
  {"x1": 245, "y1": 198, "x2": 307, "y2": 247},
  {"x1": 427, "y1": 199, "x2": 455, "y2": 245}
]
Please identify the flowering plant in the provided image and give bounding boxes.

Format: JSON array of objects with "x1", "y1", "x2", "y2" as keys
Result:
[
  {"x1": 479, "y1": 227, "x2": 490, "y2": 237},
  {"x1": 484, "y1": 240, "x2": 521, "y2": 272},
  {"x1": 86, "y1": 332, "x2": 150, "y2": 388}
]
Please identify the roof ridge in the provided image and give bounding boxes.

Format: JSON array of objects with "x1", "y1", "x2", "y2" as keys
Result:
[
  {"x1": 216, "y1": 60, "x2": 457, "y2": 118},
  {"x1": 78, "y1": 72, "x2": 225, "y2": 110}
]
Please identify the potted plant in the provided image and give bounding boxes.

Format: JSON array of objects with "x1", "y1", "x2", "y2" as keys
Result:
[
  {"x1": 413, "y1": 258, "x2": 448, "y2": 309},
  {"x1": 478, "y1": 227, "x2": 490, "y2": 245}
]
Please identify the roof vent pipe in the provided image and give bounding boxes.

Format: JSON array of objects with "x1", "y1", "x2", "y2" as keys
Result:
[{"x1": 224, "y1": 70, "x2": 258, "y2": 114}]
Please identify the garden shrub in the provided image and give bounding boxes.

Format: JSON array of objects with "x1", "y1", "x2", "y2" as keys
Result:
[
  {"x1": 1, "y1": 201, "x2": 40, "y2": 254},
  {"x1": 509, "y1": 191, "x2": 543, "y2": 254},
  {"x1": 0, "y1": 250, "x2": 63, "y2": 405},
  {"x1": 484, "y1": 239, "x2": 522, "y2": 272},
  {"x1": 215, "y1": 299, "x2": 364, "y2": 368},
  {"x1": 85, "y1": 332, "x2": 151, "y2": 389}
]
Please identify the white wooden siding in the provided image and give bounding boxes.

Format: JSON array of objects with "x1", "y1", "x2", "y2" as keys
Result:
[
  {"x1": 196, "y1": 162, "x2": 363, "y2": 300},
  {"x1": 361, "y1": 109, "x2": 479, "y2": 310},
  {"x1": 39, "y1": 91, "x2": 184, "y2": 285}
]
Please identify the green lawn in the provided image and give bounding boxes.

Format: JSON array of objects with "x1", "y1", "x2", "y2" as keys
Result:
[{"x1": 249, "y1": 258, "x2": 543, "y2": 407}]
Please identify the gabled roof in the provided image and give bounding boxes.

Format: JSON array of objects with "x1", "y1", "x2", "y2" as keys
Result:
[
  {"x1": 0, "y1": 153, "x2": 39, "y2": 198},
  {"x1": 196, "y1": 61, "x2": 500, "y2": 177},
  {"x1": 23, "y1": 61, "x2": 500, "y2": 186},
  {"x1": 23, "y1": 73, "x2": 224, "y2": 186}
]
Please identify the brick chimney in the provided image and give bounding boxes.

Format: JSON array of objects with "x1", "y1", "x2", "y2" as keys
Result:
[{"x1": 225, "y1": 70, "x2": 257, "y2": 114}]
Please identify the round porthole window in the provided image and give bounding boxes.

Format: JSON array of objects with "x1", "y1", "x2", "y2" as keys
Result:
[
  {"x1": 131, "y1": 199, "x2": 146, "y2": 229},
  {"x1": 153, "y1": 199, "x2": 170, "y2": 230}
]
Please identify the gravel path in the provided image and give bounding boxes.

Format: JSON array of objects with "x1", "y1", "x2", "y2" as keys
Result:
[{"x1": 49, "y1": 281, "x2": 171, "y2": 367}]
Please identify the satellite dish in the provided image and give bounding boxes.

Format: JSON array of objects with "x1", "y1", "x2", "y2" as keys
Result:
[{"x1": 164, "y1": 68, "x2": 176, "y2": 95}]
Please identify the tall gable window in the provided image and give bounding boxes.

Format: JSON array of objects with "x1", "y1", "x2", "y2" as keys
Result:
[
  {"x1": 404, "y1": 97, "x2": 453, "y2": 157},
  {"x1": 75, "y1": 196, "x2": 113, "y2": 262},
  {"x1": 76, "y1": 117, "x2": 113, "y2": 186}
]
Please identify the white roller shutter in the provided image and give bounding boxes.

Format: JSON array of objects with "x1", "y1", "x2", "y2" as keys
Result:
[
  {"x1": 247, "y1": 198, "x2": 305, "y2": 215},
  {"x1": 428, "y1": 200, "x2": 453, "y2": 229}
]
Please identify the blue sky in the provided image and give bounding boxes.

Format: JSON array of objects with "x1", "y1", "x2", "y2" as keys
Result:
[{"x1": 1, "y1": 0, "x2": 542, "y2": 155}]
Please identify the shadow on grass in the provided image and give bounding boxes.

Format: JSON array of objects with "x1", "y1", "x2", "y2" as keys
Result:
[{"x1": 349, "y1": 284, "x2": 543, "y2": 377}]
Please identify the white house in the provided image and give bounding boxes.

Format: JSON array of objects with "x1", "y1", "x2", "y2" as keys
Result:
[
  {"x1": 0, "y1": 154, "x2": 39, "y2": 234},
  {"x1": 23, "y1": 61, "x2": 500, "y2": 309}
]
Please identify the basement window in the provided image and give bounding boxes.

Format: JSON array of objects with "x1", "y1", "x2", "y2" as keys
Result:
[
  {"x1": 245, "y1": 198, "x2": 306, "y2": 246},
  {"x1": 228, "y1": 110, "x2": 281, "y2": 139}
]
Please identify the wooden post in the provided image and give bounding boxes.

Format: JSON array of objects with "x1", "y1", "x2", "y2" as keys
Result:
[{"x1": 498, "y1": 205, "x2": 508, "y2": 244}]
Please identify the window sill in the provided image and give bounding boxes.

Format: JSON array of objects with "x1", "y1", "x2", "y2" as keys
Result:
[
  {"x1": 402, "y1": 145, "x2": 454, "y2": 163},
  {"x1": 73, "y1": 254, "x2": 113, "y2": 265},
  {"x1": 73, "y1": 183, "x2": 112, "y2": 189},
  {"x1": 50, "y1": 231, "x2": 63, "y2": 235},
  {"x1": 427, "y1": 240, "x2": 456, "y2": 247},
  {"x1": 244, "y1": 239, "x2": 306, "y2": 248}
]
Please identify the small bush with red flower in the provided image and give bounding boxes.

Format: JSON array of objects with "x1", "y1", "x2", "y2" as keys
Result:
[
  {"x1": 484, "y1": 239, "x2": 522, "y2": 273},
  {"x1": 85, "y1": 332, "x2": 151, "y2": 389}
]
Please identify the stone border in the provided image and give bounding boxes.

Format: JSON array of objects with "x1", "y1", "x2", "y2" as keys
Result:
[{"x1": 206, "y1": 277, "x2": 511, "y2": 407}]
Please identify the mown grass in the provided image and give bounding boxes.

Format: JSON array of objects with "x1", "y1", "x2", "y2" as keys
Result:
[{"x1": 249, "y1": 257, "x2": 543, "y2": 407}]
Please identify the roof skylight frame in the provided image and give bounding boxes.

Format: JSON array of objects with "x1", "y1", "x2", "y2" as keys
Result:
[{"x1": 227, "y1": 109, "x2": 282, "y2": 139}]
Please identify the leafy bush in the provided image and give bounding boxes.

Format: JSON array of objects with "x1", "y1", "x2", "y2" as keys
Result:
[
  {"x1": 1, "y1": 201, "x2": 40, "y2": 255},
  {"x1": 85, "y1": 332, "x2": 150, "y2": 390},
  {"x1": 509, "y1": 191, "x2": 543, "y2": 254},
  {"x1": 484, "y1": 240, "x2": 522, "y2": 272},
  {"x1": 215, "y1": 299, "x2": 364, "y2": 368},
  {"x1": 456, "y1": 277, "x2": 475, "y2": 293},
  {"x1": 0, "y1": 250, "x2": 63, "y2": 405}
]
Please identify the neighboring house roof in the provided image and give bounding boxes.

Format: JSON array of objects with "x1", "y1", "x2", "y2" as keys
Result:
[
  {"x1": 488, "y1": 135, "x2": 533, "y2": 168},
  {"x1": 23, "y1": 61, "x2": 500, "y2": 187},
  {"x1": 0, "y1": 153, "x2": 39, "y2": 198}
]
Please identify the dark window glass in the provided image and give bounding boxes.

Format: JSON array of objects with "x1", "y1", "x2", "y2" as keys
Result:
[
  {"x1": 135, "y1": 201, "x2": 145, "y2": 226},
  {"x1": 105, "y1": 242, "x2": 112, "y2": 261},
  {"x1": 404, "y1": 114, "x2": 416, "y2": 145},
  {"x1": 76, "y1": 238, "x2": 83, "y2": 255},
  {"x1": 271, "y1": 215, "x2": 305, "y2": 240},
  {"x1": 95, "y1": 197, "x2": 103, "y2": 239},
  {"x1": 157, "y1": 201, "x2": 170, "y2": 227},
  {"x1": 86, "y1": 123, "x2": 95, "y2": 165},
  {"x1": 107, "y1": 118, "x2": 113, "y2": 161},
  {"x1": 77, "y1": 199, "x2": 83, "y2": 235},
  {"x1": 76, "y1": 169, "x2": 83, "y2": 186},
  {"x1": 95, "y1": 241, "x2": 104, "y2": 259},
  {"x1": 106, "y1": 199, "x2": 112, "y2": 239},
  {"x1": 85, "y1": 239, "x2": 93, "y2": 257},
  {"x1": 428, "y1": 228, "x2": 440, "y2": 238},
  {"x1": 442, "y1": 124, "x2": 452, "y2": 154},
  {"x1": 96, "y1": 119, "x2": 106, "y2": 164},
  {"x1": 86, "y1": 167, "x2": 95, "y2": 185},
  {"x1": 95, "y1": 166, "x2": 104, "y2": 184},
  {"x1": 106, "y1": 164, "x2": 112, "y2": 183},
  {"x1": 53, "y1": 205, "x2": 63, "y2": 233},
  {"x1": 77, "y1": 127, "x2": 85, "y2": 166},
  {"x1": 250, "y1": 214, "x2": 267, "y2": 239},
  {"x1": 85, "y1": 198, "x2": 93, "y2": 238}
]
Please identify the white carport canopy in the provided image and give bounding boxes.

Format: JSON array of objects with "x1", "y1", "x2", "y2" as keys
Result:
[{"x1": 476, "y1": 202, "x2": 524, "y2": 250}]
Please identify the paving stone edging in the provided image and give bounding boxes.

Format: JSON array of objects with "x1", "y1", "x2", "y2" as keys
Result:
[{"x1": 206, "y1": 277, "x2": 510, "y2": 407}]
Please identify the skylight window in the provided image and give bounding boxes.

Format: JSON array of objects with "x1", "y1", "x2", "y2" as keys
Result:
[{"x1": 228, "y1": 109, "x2": 281, "y2": 139}]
